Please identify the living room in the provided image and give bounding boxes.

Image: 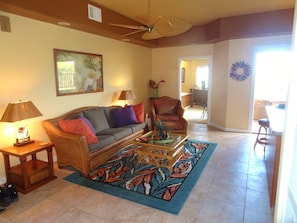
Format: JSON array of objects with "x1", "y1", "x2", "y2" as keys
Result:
[{"x1": 0, "y1": 1, "x2": 296, "y2": 221}]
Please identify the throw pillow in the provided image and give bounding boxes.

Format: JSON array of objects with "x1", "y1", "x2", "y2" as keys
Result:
[
  {"x1": 79, "y1": 115, "x2": 96, "y2": 134},
  {"x1": 111, "y1": 105, "x2": 138, "y2": 127},
  {"x1": 83, "y1": 107, "x2": 110, "y2": 133},
  {"x1": 132, "y1": 102, "x2": 145, "y2": 123},
  {"x1": 58, "y1": 118, "x2": 98, "y2": 144}
]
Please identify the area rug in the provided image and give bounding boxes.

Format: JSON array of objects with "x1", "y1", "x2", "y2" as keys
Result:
[{"x1": 64, "y1": 139, "x2": 217, "y2": 215}]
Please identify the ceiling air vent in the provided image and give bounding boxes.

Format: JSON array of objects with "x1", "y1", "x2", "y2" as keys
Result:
[{"x1": 88, "y1": 4, "x2": 102, "y2": 23}]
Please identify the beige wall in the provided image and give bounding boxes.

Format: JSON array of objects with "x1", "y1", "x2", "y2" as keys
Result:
[
  {"x1": 152, "y1": 35, "x2": 292, "y2": 132},
  {"x1": 152, "y1": 45, "x2": 214, "y2": 98},
  {"x1": 211, "y1": 41, "x2": 229, "y2": 128},
  {"x1": 224, "y1": 36, "x2": 291, "y2": 131},
  {"x1": 0, "y1": 12, "x2": 152, "y2": 179}
]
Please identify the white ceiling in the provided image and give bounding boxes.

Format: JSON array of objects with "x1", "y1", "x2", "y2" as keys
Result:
[{"x1": 91, "y1": 0, "x2": 295, "y2": 26}]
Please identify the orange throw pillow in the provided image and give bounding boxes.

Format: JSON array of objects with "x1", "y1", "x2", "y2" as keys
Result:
[
  {"x1": 133, "y1": 102, "x2": 145, "y2": 123},
  {"x1": 58, "y1": 118, "x2": 98, "y2": 144}
]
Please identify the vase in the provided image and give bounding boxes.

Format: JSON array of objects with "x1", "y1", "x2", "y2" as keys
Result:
[{"x1": 152, "y1": 88, "x2": 158, "y2": 98}]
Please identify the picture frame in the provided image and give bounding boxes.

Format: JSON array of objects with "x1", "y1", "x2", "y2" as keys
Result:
[
  {"x1": 181, "y1": 68, "x2": 185, "y2": 83},
  {"x1": 54, "y1": 49, "x2": 103, "y2": 96}
]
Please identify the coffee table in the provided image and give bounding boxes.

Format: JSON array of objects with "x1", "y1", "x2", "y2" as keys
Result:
[{"x1": 133, "y1": 131, "x2": 188, "y2": 171}]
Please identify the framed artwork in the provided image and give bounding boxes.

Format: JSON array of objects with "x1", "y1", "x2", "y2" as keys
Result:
[
  {"x1": 181, "y1": 68, "x2": 185, "y2": 83},
  {"x1": 54, "y1": 49, "x2": 103, "y2": 96}
]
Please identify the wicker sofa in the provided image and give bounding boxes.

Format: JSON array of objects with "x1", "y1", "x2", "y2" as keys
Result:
[{"x1": 42, "y1": 105, "x2": 147, "y2": 176}]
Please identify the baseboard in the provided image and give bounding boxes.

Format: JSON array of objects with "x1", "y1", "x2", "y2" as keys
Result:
[{"x1": 209, "y1": 122, "x2": 249, "y2": 133}]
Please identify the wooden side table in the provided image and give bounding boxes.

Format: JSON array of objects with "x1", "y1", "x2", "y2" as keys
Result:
[{"x1": 0, "y1": 140, "x2": 57, "y2": 194}]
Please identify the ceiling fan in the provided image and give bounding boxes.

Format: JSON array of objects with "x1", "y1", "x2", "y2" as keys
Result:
[{"x1": 110, "y1": 0, "x2": 192, "y2": 40}]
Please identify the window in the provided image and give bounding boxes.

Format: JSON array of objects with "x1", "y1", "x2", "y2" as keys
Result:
[
  {"x1": 255, "y1": 50, "x2": 292, "y2": 102},
  {"x1": 196, "y1": 66, "x2": 209, "y2": 89}
]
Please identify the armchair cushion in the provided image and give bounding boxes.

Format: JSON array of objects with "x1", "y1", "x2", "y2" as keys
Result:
[
  {"x1": 157, "y1": 114, "x2": 179, "y2": 121},
  {"x1": 154, "y1": 99, "x2": 177, "y2": 115}
]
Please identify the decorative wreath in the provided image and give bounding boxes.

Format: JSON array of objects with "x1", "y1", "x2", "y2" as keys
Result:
[{"x1": 229, "y1": 61, "x2": 251, "y2": 81}]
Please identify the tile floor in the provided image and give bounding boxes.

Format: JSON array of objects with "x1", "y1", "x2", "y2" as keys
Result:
[{"x1": 0, "y1": 121, "x2": 273, "y2": 222}]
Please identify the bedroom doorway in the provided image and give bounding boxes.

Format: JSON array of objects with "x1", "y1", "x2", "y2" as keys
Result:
[{"x1": 179, "y1": 57, "x2": 210, "y2": 124}]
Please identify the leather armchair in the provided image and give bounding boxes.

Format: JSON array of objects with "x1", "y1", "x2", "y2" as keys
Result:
[{"x1": 150, "y1": 96, "x2": 188, "y2": 134}]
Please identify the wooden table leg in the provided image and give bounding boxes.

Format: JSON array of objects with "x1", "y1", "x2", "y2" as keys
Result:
[
  {"x1": 19, "y1": 156, "x2": 29, "y2": 191},
  {"x1": 2, "y1": 153, "x2": 11, "y2": 183},
  {"x1": 47, "y1": 147, "x2": 54, "y2": 177}
]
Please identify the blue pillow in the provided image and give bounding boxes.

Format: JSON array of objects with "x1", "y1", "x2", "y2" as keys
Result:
[{"x1": 111, "y1": 106, "x2": 138, "y2": 127}]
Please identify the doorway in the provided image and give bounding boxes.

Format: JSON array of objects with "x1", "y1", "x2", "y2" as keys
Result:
[
  {"x1": 252, "y1": 49, "x2": 292, "y2": 132},
  {"x1": 179, "y1": 57, "x2": 210, "y2": 124}
]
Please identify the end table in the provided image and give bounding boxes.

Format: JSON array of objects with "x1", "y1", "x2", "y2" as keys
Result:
[{"x1": 0, "y1": 140, "x2": 57, "y2": 194}]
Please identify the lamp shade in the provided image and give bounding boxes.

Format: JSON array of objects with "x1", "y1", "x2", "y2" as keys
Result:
[
  {"x1": 1, "y1": 100, "x2": 42, "y2": 122},
  {"x1": 118, "y1": 90, "x2": 136, "y2": 100}
]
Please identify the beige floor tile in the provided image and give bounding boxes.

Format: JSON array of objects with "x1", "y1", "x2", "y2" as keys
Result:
[
  {"x1": 53, "y1": 207, "x2": 106, "y2": 223},
  {"x1": 197, "y1": 198, "x2": 244, "y2": 223},
  {"x1": 0, "y1": 215, "x2": 14, "y2": 223},
  {"x1": 213, "y1": 170, "x2": 248, "y2": 188},
  {"x1": 11, "y1": 198, "x2": 72, "y2": 223},
  {"x1": 206, "y1": 183, "x2": 246, "y2": 207},
  {"x1": 101, "y1": 199, "x2": 155, "y2": 223}
]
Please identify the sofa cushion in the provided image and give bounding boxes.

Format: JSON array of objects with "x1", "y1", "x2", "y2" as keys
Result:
[
  {"x1": 58, "y1": 118, "x2": 98, "y2": 144},
  {"x1": 88, "y1": 135, "x2": 116, "y2": 153},
  {"x1": 83, "y1": 107, "x2": 110, "y2": 133},
  {"x1": 99, "y1": 127, "x2": 133, "y2": 140},
  {"x1": 126, "y1": 123, "x2": 146, "y2": 133},
  {"x1": 132, "y1": 102, "x2": 145, "y2": 123},
  {"x1": 65, "y1": 111, "x2": 84, "y2": 120},
  {"x1": 157, "y1": 114, "x2": 179, "y2": 121},
  {"x1": 111, "y1": 106, "x2": 138, "y2": 127}
]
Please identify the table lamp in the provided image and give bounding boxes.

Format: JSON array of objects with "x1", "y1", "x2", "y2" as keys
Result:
[
  {"x1": 0, "y1": 100, "x2": 42, "y2": 146},
  {"x1": 118, "y1": 90, "x2": 136, "y2": 104}
]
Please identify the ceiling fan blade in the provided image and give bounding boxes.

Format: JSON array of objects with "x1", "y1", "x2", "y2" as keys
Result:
[
  {"x1": 109, "y1": 0, "x2": 192, "y2": 41},
  {"x1": 153, "y1": 17, "x2": 173, "y2": 35},
  {"x1": 135, "y1": 14, "x2": 162, "y2": 26},
  {"x1": 160, "y1": 17, "x2": 192, "y2": 36},
  {"x1": 110, "y1": 23, "x2": 146, "y2": 30},
  {"x1": 121, "y1": 29, "x2": 146, "y2": 37},
  {"x1": 142, "y1": 29, "x2": 163, "y2": 40}
]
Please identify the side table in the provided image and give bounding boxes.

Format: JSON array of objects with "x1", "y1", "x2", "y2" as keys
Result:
[{"x1": 0, "y1": 140, "x2": 57, "y2": 194}]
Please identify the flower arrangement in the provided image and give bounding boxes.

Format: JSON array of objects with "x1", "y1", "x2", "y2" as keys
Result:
[
  {"x1": 154, "y1": 119, "x2": 169, "y2": 140},
  {"x1": 149, "y1": 80, "x2": 165, "y2": 89}
]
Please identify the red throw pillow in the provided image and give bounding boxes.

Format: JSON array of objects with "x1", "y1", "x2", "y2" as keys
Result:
[
  {"x1": 133, "y1": 102, "x2": 145, "y2": 123},
  {"x1": 58, "y1": 118, "x2": 98, "y2": 144}
]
